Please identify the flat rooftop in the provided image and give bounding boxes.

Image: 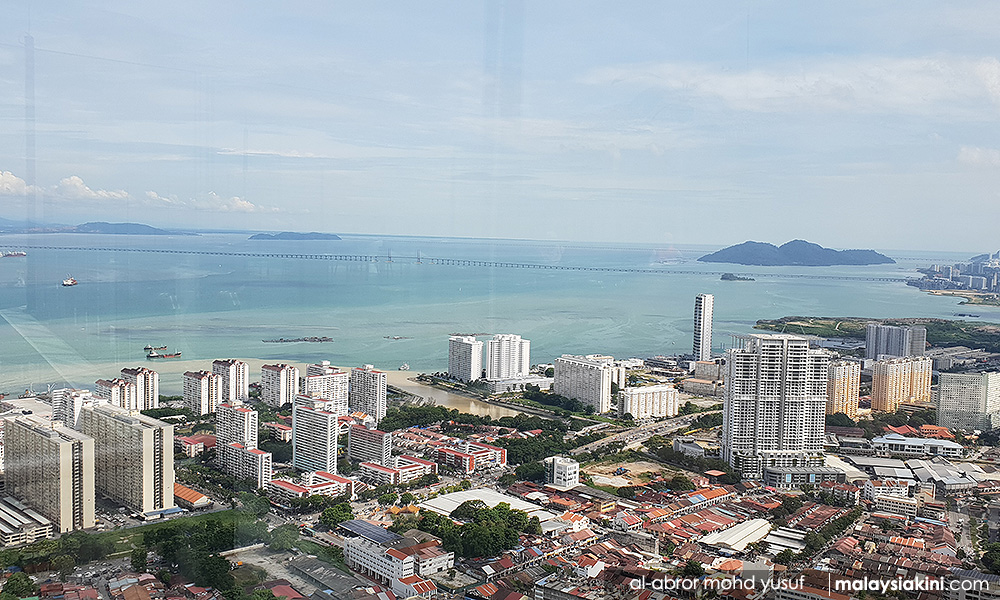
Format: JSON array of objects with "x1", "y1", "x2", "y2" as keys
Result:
[{"x1": 418, "y1": 488, "x2": 558, "y2": 522}]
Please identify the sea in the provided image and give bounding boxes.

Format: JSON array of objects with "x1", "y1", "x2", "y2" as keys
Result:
[{"x1": 0, "y1": 233, "x2": 993, "y2": 405}]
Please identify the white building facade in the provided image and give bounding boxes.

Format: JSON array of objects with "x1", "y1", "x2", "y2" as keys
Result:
[
  {"x1": 183, "y1": 371, "x2": 223, "y2": 416},
  {"x1": 120, "y1": 367, "x2": 159, "y2": 411},
  {"x1": 553, "y1": 354, "x2": 624, "y2": 414},
  {"x1": 349, "y1": 365, "x2": 387, "y2": 423},
  {"x1": 693, "y1": 293, "x2": 714, "y2": 362},
  {"x1": 486, "y1": 334, "x2": 531, "y2": 380},
  {"x1": 213, "y1": 359, "x2": 249, "y2": 404},
  {"x1": 448, "y1": 336, "x2": 483, "y2": 382},
  {"x1": 261, "y1": 363, "x2": 299, "y2": 408},
  {"x1": 618, "y1": 384, "x2": 679, "y2": 420},
  {"x1": 304, "y1": 362, "x2": 350, "y2": 416},
  {"x1": 292, "y1": 395, "x2": 339, "y2": 473},
  {"x1": 937, "y1": 372, "x2": 1000, "y2": 431}
]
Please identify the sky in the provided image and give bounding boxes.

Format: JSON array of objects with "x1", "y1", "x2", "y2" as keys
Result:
[{"x1": 1, "y1": 2, "x2": 999, "y2": 250}]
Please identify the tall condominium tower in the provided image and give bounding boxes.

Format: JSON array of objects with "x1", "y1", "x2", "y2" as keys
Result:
[
  {"x1": 120, "y1": 367, "x2": 159, "y2": 410},
  {"x1": 485, "y1": 334, "x2": 531, "y2": 380},
  {"x1": 349, "y1": 365, "x2": 387, "y2": 423},
  {"x1": 78, "y1": 404, "x2": 174, "y2": 515},
  {"x1": 216, "y1": 402, "x2": 271, "y2": 489},
  {"x1": 183, "y1": 370, "x2": 223, "y2": 415},
  {"x1": 261, "y1": 364, "x2": 299, "y2": 407},
  {"x1": 51, "y1": 388, "x2": 94, "y2": 429},
  {"x1": 217, "y1": 402, "x2": 259, "y2": 447},
  {"x1": 304, "y1": 361, "x2": 350, "y2": 416},
  {"x1": 865, "y1": 324, "x2": 926, "y2": 359},
  {"x1": 347, "y1": 424, "x2": 392, "y2": 465},
  {"x1": 937, "y1": 372, "x2": 1000, "y2": 431},
  {"x1": 553, "y1": 354, "x2": 626, "y2": 414},
  {"x1": 693, "y1": 294, "x2": 714, "y2": 361},
  {"x1": 448, "y1": 336, "x2": 483, "y2": 382},
  {"x1": 292, "y1": 395, "x2": 339, "y2": 473},
  {"x1": 827, "y1": 361, "x2": 861, "y2": 420},
  {"x1": 722, "y1": 334, "x2": 829, "y2": 479},
  {"x1": 871, "y1": 356, "x2": 932, "y2": 413},
  {"x1": 5, "y1": 416, "x2": 95, "y2": 532},
  {"x1": 213, "y1": 359, "x2": 249, "y2": 404},
  {"x1": 95, "y1": 378, "x2": 137, "y2": 411}
]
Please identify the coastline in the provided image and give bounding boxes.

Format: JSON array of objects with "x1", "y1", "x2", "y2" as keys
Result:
[{"x1": 926, "y1": 289, "x2": 1000, "y2": 306}]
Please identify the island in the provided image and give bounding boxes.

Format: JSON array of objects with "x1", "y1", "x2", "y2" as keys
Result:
[
  {"x1": 248, "y1": 232, "x2": 342, "y2": 241},
  {"x1": 262, "y1": 336, "x2": 333, "y2": 343},
  {"x1": 0, "y1": 221, "x2": 194, "y2": 235},
  {"x1": 720, "y1": 272, "x2": 754, "y2": 281},
  {"x1": 699, "y1": 239, "x2": 894, "y2": 266}
]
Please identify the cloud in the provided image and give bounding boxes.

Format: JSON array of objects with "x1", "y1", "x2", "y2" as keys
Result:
[
  {"x1": 55, "y1": 176, "x2": 130, "y2": 201},
  {"x1": 957, "y1": 145, "x2": 1000, "y2": 166},
  {"x1": 582, "y1": 56, "x2": 1000, "y2": 116},
  {"x1": 144, "y1": 189, "x2": 278, "y2": 213},
  {"x1": 0, "y1": 171, "x2": 35, "y2": 196}
]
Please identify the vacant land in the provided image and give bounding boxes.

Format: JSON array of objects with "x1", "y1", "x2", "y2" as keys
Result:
[
  {"x1": 584, "y1": 460, "x2": 672, "y2": 487},
  {"x1": 755, "y1": 316, "x2": 1000, "y2": 352}
]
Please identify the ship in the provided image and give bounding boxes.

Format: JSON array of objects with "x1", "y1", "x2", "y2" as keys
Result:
[
  {"x1": 62, "y1": 277, "x2": 78, "y2": 287},
  {"x1": 720, "y1": 272, "x2": 754, "y2": 281},
  {"x1": 1, "y1": 251, "x2": 26, "y2": 258},
  {"x1": 143, "y1": 345, "x2": 168, "y2": 351},
  {"x1": 399, "y1": 363, "x2": 410, "y2": 371},
  {"x1": 147, "y1": 348, "x2": 182, "y2": 359}
]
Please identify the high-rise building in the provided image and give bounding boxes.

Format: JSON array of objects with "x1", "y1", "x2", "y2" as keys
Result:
[
  {"x1": 693, "y1": 293, "x2": 714, "y2": 362},
  {"x1": 51, "y1": 388, "x2": 94, "y2": 429},
  {"x1": 304, "y1": 362, "x2": 350, "y2": 416},
  {"x1": 213, "y1": 359, "x2": 249, "y2": 404},
  {"x1": 183, "y1": 371, "x2": 223, "y2": 415},
  {"x1": 865, "y1": 324, "x2": 926, "y2": 359},
  {"x1": 347, "y1": 425, "x2": 392, "y2": 465},
  {"x1": 222, "y1": 443, "x2": 273, "y2": 490},
  {"x1": 827, "y1": 361, "x2": 861, "y2": 420},
  {"x1": 261, "y1": 364, "x2": 299, "y2": 408},
  {"x1": 544, "y1": 456, "x2": 580, "y2": 490},
  {"x1": 292, "y1": 395, "x2": 339, "y2": 473},
  {"x1": 618, "y1": 384, "x2": 679, "y2": 420},
  {"x1": 937, "y1": 372, "x2": 1000, "y2": 431},
  {"x1": 448, "y1": 336, "x2": 483, "y2": 382},
  {"x1": 120, "y1": 367, "x2": 159, "y2": 411},
  {"x1": 5, "y1": 416, "x2": 95, "y2": 532},
  {"x1": 722, "y1": 334, "x2": 829, "y2": 479},
  {"x1": 78, "y1": 404, "x2": 174, "y2": 515},
  {"x1": 349, "y1": 365, "x2": 387, "y2": 423},
  {"x1": 485, "y1": 334, "x2": 531, "y2": 380},
  {"x1": 216, "y1": 403, "x2": 270, "y2": 489},
  {"x1": 95, "y1": 378, "x2": 137, "y2": 411},
  {"x1": 216, "y1": 403, "x2": 258, "y2": 448},
  {"x1": 553, "y1": 354, "x2": 625, "y2": 414},
  {"x1": 871, "y1": 357, "x2": 932, "y2": 413}
]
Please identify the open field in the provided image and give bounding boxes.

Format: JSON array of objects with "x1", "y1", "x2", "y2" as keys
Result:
[
  {"x1": 755, "y1": 316, "x2": 1000, "y2": 352},
  {"x1": 584, "y1": 460, "x2": 673, "y2": 487}
]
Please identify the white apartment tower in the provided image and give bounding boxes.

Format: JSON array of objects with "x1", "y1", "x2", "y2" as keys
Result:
[
  {"x1": 120, "y1": 367, "x2": 159, "y2": 410},
  {"x1": 5, "y1": 416, "x2": 96, "y2": 532},
  {"x1": 937, "y1": 372, "x2": 1000, "y2": 431},
  {"x1": 95, "y1": 378, "x2": 137, "y2": 411},
  {"x1": 216, "y1": 402, "x2": 271, "y2": 489},
  {"x1": 183, "y1": 370, "x2": 223, "y2": 416},
  {"x1": 78, "y1": 404, "x2": 174, "y2": 515},
  {"x1": 51, "y1": 388, "x2": 95, "y2": 429},
  {"x1": 553, "y1": 354, "x2": 625, "y2": 414},
  {"x1": 213, "y1": 359, "x2": 250, "y2": 404},
  {"x1": 216, "y1": 402, "x2": 259, "y2": 448},
  {"x1": 827, "y1": 361, "x2": 861, "y2": 420},
  {"x1": 618, "y1": 384, "x2": 679, "y2": 420},
  {"x1": 693, "y1": 293, "x2": 714, "y2": 362},
  {"x1": 544, "y1": 456, "x2": 580, "y2": 490},
  {"x1": 448, "y1": 336, "x2": 483, "y2": 383},
  {"x1": 304, "y1": 362, "x2": 350, "y2": 416},
  {"x1": 261, "y1": 364, "x2": 299, "y2": 407},
  {"x1": 486, "y1": 334, "x2": 531, "y2": 380},
  {"x1": 349, "y1": 365, "x2": 388, "y2": 423},
  {"x1": 722, "y1": 334, "x2": 829, "y2": 479},
  {"x1": 865, "y1": 324, "x2": 927, "y2": 359},
  {"x1": 292, "y1": 395, "x2": 339, "y2": 473},
  {"x1": 347, "y1": 425, "x2": 392, "y2": 465}
]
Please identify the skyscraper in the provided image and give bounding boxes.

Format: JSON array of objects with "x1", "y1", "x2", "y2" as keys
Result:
[
  {"x1": 871, "y1": 356, "x2": 932, "y2": 413},
  {"x1": 261, "y1": 364, "x2": 299, "y2": 407},
  {"x1": 292, "y1": 395, "x2": 339, "y2": 473},
  {"x1": 95, "y1": 378, "x2": 137, "y2": 411},
  {"x1": 304, "y1": 361, "x2": 350, "y2": 416},
  {"x1": 5, "y1": 416, "x2": 95, "y2": 533},
  {"x1": 120, "y1": 367, "x2": 159, "y2": 411},
  {"x1": 865, "y1": 324, "x2": 926, "y2": 359},
  {"x1": 826, "y1": 361, "x2": 861, "y2": 420},
  {"x1": 937, "y1": 372, "x2": 1000, "y2": 431},
  {"x1": 213, "y1": 359, "x2": 250, "y2": 404},
  {"x1": 448, "y1": 336, "x2": 483, "y2": 382},
  {"x1": 217, "y1": 402, "x2": 272, "y2": 490},
  {"x1": 349, "y1": 365, "x2": 387, "y2": 423},
  {"x1": 78, "y1": 404, "x2": 174, "y2": 515},
  {"x1": 183, "y1": 370, "x2": 223, "y2": 415},
  {"x1": 553, "y1": 354, "x2": 625, "y2": 414},
  {"x1": 693, "y1": 294, "x2": 714, "y2": 361},
  {"x1": 51, "y1": 388, "x2": 94, "y2": 429},
  {"x1": 722, "y1": 334, "x2": 829, "y2": 479},
  {"x1": 485, "y1": 334, "x2": 531, "y2": 380}
]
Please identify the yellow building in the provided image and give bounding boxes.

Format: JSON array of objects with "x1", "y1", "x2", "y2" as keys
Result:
[
  {"x1": 871, "y1": 357, "x2": 932, "y2": 413},
  {"x1": 827, "y1": 361, "x2": 861, "y2": 419}
]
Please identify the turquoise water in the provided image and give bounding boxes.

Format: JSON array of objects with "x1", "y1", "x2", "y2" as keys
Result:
[{"x1": 0, "y1": 233, "x2": 992, "y2": 395}]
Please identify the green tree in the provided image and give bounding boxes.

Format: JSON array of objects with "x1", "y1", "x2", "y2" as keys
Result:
[
  {"x1": 681, "y1": 560, "x2": 705, "y2": 577},
  {"x1": 131, "y1": 547, "x2": 148, "y2": 572},
  {"x1": 319, "y1": 503, "x2": 354, "y2": 528},
  {"x1": 269, "y1": 524, "x2": 300, "y2": 551},
  {"x1": 238, "y1": 492, "x2": 270, "y2": 516},
  {"x1": 825, "y1": 413, "x2": 856, "y2": 427},
  {"x1": 774, "y1": 549, "x2": 796, "y2": 565},
  {"x1": 514, "y1": 462, "x2": 546, "y2": 482},
  {"x1": 459, "y1": 480, "x2": 472, "y2": 490},
  {"x1": 400, "y1": 492, "x2": 416, "y2": 505},
  {"x1": 378, "y1": 492, "x2": 399, "y2": 506},
  {"x1": 195, "y1": 553, "x2": 234, "y2": 589},
  {"x1": 250, "y1": 590, "x2": 279, "y2": 600},
  {"x1": 52, "y1": 554, "x2": 75, "y2": 581},
  {"x1": 3, "y1": 572, "x2": 37, "y2": 598},
  {"x1": 498, "y1": 473, "x2": 516, "y2": 487}
]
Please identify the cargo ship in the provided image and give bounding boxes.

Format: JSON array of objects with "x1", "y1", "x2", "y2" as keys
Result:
[
  {"x1": 146, "y1": 348, "x2": 181, "y2": 359},
  {"x1": 62, "y1": 277, "x2": 78, "y2": 287},
  {"x1": 143, "y1": 345, "x2": 168, "y2": 351},
  {"x1": 1, "y1": 251, "x2": 26, "y2": 258}
]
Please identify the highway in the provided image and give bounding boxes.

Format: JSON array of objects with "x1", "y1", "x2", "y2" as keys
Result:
[{"x1": 569, "y1": 411, "x2": 720, "y2": 454}]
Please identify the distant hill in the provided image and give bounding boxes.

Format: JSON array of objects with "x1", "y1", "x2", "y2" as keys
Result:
[
  {"x1": 699, "y1": 240, "x2": 894, "y2": 266},
  {"x1": 248, "y1": 232, "x2": 342, "y2": 241},
  {"x1": 74, "y1": 222, "x2": 193, "y2": 235}
]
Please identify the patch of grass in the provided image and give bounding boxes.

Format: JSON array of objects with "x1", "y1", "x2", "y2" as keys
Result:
[
  {"x1": 294, "y1": 539, "x2": 348, "y2": 573},
  {"x1": 94, "y1": 510, "x2": 241, "y2": 554}
]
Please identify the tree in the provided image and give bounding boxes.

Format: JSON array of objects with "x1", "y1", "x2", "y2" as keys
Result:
[
  {"x1": 450, "y1": 500, "x2": 487, "y2": 522},
  {"x1": 52, "y1": 554, "x2": 75, "y2": 581},
  {"x1": 3, "y1": 572, "x2": 37, "y2": 598},
  {"x1": 238, "y1": 492, "x2": 270, "y2": 517},
  {"x1": 131, "y1": 547, "x2": 148, "y2": 573},
  {"x1": 250, "y1": 590, "x2": 279, "y2": 600},
  {"x1": 378, "y1": 492, "x2": 398, "y2": 506},
  {"x1": 681, "y1": 560, "x2": 705, "y2": 578},
  {"x1": 825, "y1": 413, "x2": 856, "y2": 428},
  {"x1": 195, "y1": 553, "x2": 234, "y2": 589},
  {"x1": 269, "y1": 524, "x2": 299, "y2": 551},
  {"x1": 514, "y1": 462, "x2": 546, "y2": 482},
  {"x1": 400, "y1": 492, "x2": 416, "y2": 505},
  {"x1": 544, "y1": 367, "x2": 554, "y2": 377},
  {"x1": 459, "y1": 480, "x2": 472, "y2": 490},
  {"x1": 319, "y1": 503, "x2": 354, "y2": 528},
  {"x1": 774, "y1": 549, "x2": 796, "y2": 565},
  {"x1": 498, "y1": 473, "x2": 516, "y2": 487}
]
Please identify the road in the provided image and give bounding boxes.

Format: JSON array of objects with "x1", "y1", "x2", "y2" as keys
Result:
[{"x1": 569, "y1": 411, "x2": 719, "y2": 454}]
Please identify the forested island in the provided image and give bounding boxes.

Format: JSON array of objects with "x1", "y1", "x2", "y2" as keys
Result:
[
  {"x1": 248, "y1": 231, "x2": 342, "y2": 240},
  {"x1": 699, "y1": 239, "x2": 893, "y2": 266}
]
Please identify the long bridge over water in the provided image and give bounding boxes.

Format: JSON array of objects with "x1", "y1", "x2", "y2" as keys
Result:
[{"x1": 0, "y1": 244, "x2": 914, "y2": 283}]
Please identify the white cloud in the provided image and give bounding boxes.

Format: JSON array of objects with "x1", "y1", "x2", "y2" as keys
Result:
[
  {"x1": 583, "y1": 56, "x2": 1000, "y2": 115},
  {"x1": 0, "y1": 171, "x2": 34, "y2": 196},
  {"x1": 144, "y1": 189, "x2": 278, "y2": 213},
  {"x1": 957, "y1": 145, "x2": 1000, "y2": 166},
  {"x1": 55, "y1": 176, "x2": 130, "y2": 201}
]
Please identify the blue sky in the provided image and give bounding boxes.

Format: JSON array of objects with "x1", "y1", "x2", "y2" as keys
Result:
[{"x1": 1, "y1": 2, "x2": 999, "y2": 250}]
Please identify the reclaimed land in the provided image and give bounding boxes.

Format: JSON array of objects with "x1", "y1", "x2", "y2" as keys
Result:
[{"x1": 754, "y1": 316, "x2": 1000, "y2": 352}]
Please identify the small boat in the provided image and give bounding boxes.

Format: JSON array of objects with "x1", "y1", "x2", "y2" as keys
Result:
[
  {"x1": 147, "y1": 349, "x2": 182, "y2": 359},
  {"x1": 1, "y1": 251, "x2": 26, "y2": 258},
  {"x1": 62, "y1": 277, "x2": 78, "y2": 287},
  {"x1": 143, "y1": 345, "x2": 168, "y2": 351},
  {"x1": 399, "y1": 363, "x2": 410, "y2": 371}
]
